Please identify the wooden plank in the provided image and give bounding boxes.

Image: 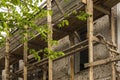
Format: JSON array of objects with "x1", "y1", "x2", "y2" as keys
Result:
[
  {"x1": 86, "y1": 0, "x2": 94, "y2": 80},
  {"x1": 69, "y1": 34, "x2": 75, "y2": 80},
  {"x1": 47, "y1": 0, "x2": 53, "y2": 80},
  {"x1": 23, "y1": 25, "x2": 28, "y2": 80}
]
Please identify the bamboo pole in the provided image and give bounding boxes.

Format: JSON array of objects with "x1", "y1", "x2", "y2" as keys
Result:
[
  {"x1": 23, "y1": 25, "x2": 28, "y2": 80},
  {"x1": 69, "y1": 34, "x2": 75, "y2": 80},
  {"x1": 43, "y1": 60, "x2": 47, "y2": 80},
  {"x1": 110, "y1": 9, "x2": 116, "y2": 80},
  {"x1": 86, "y1": 0, "x2": 94, "y2": 80},
  {"x1": 47, "y1": 0, "x2": 53, "y2": 80},
  {"x1": 43, "y1": 68, "x2": 47, "y2": 80},
  {"x1": 85, "y1": 54, "x2": 120, "y2": 68},
  {"x1": 5, "y1": 32, "x2": 10, "y2": 80}
]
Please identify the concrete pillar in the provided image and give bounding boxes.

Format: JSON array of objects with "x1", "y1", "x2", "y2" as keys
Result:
[
  {"x1": 2, "y1": 69, "x2": 5, "y2": 80},
  {"x1": 18, "y1": 60, "x2": 24, "y2": 80}
]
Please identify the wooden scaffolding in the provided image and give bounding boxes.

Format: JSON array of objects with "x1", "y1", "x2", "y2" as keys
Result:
[{"x1": 0, "y1": 0, "x2": 120, "y2": 80}]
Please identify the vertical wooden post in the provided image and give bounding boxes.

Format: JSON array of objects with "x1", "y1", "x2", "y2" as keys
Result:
[
  {"x1": 18, "y1": 60, "x2": 23, "y2": 80},
  {"x1": 23, "y1": 25, "x2": 28, "y2": 80},
  {"x1": 110, "y1": 9, "x2": 116, "y2": 80},
  {"x1": 86, "y1": 0, "x2": 94, "y2": 80},
  {"x1": 5, "y1": 32, "x2": 10, "y2": 80},
  {"x1": 43, "y1": 69, "x2": 47, "y2": 80},
  {"x1": 43, "y1": 64, "x2": 47, "y2": 80},
  {"x1": 69, "y1": 34, "x2": 75, "y2": 80},
  {"x1": 47, "y1": 0, "x2": 53, "y2": 80}
]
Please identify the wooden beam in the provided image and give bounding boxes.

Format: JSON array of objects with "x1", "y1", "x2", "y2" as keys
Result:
[
  {"x1": 23, "y1": 25, "x2": 28, "y2": 80},
  {"x1": 14, "y1": 38, "x2": 98, "y2": 75},
  {"x1": 5, "y1": 31, "x2": 10, "y2": 80},
  {"x1": 69, "y1": 34, "x2": 75, "y2": 80},
  {"x1": 86, "y1": 0, "x2": 94, "y2": 80},
  {"x1": 110, "y1": 8, "x2": 116, "y2": 80},
  {"x1": 93, "y1": 36, "x2": 117, "y2": 48},
  {"x1": 63, "y1": 39, "x2": 88, "y2": 53},
  {"x1": 54, "y1": 0, "x2": 65, "y2": 14},
  {"x1": 74, "y1": 31, "x2": 81, "y2": 42},
  {"x1": 85, "y1": 55, "x2": 120, "y2": 68},
  {"x1": 47, "y1": 0, "x2": 53, "y2": 80},
  {"x1": 94, "y1": 5, "x2": 110, "y2": 15},
  {"x1": 108, "y1": 48, "x2": 120, "y2": 55},
  {"x1": 15, "y1": 40, "x2": 90, "y2": 75}
]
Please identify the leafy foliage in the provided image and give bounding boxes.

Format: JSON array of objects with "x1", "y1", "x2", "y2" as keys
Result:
[
  {"x1": 29, "y1": 49, "x2": 41, "y2": 61},
  {"x1": 76, "y1": 11, "x2": 90, "y2": 21},
  {"x1": 0, "y1": 0, "x2": 89, "y2": 61},
  {"x1": 43, "y1": 48, "x2": 64, "y2": 59},
  {"x1": 57, "y1": 20, "x2": 69, "y2": 28}
]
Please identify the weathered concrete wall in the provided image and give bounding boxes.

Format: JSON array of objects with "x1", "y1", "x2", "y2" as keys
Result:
[{"x1": 53, "y1": 15, "x2": 113, "y2": 80}]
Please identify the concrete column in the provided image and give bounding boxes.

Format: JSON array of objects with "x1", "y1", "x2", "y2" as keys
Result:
[
  {"x1": 2, "y1": 69, "x2": 6, "y2": 80},
  {"x1": 18, "y1": 60, "x2": 24, "y2": 80}
]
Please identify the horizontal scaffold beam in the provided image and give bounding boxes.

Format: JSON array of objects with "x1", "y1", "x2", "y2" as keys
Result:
[
  {"x1": 15, "y1": 39, "x2": 90, "y2": 74},
  {"x1": 14, "y1": 35, "x2": 116, "y2": 74},
  {"x1": 84, "y1": 55, "x2": 120, "y2": 68}
]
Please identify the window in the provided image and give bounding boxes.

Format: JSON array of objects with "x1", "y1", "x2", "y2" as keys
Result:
[
  {"x1": 74, "y1": 28, "x2": 88, "y2": 73},
  {"x1": 80, "y1": 49, "x2": 88, "y2": 71}
]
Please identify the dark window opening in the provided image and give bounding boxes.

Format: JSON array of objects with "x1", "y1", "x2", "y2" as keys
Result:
[
  {"x1": 78, "y1": 27, "x2": 87, "y2": 41},
  {"x1": 79, "y1": 28, "x2": 88, "y2": 71},
  {"x1": 80, "y1": 49, "x2": 88, "y2": 71},
  {"x1": 13, "y1": 62, "x2": 19, "y2": 72},
  {"x1": 28, "y1": 70, "x2": 43, "y2": 80},
  {"x1": 74, "y1": 27, "x2": 88, "y2": 73}
]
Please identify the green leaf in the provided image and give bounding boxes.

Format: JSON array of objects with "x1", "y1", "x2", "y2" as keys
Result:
[
  {"x1": 10, "y1": 0, "x2": 20, "y2": 5},
  {"x1": 76, "y1": 11, "x2": 90, "y2": 21},
  {"x1": 57, "y1": 20, "x2": 69, "y2": 28},
  {"x1": 29, "y1": 49, "x2": 41, "y2": 61}
]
